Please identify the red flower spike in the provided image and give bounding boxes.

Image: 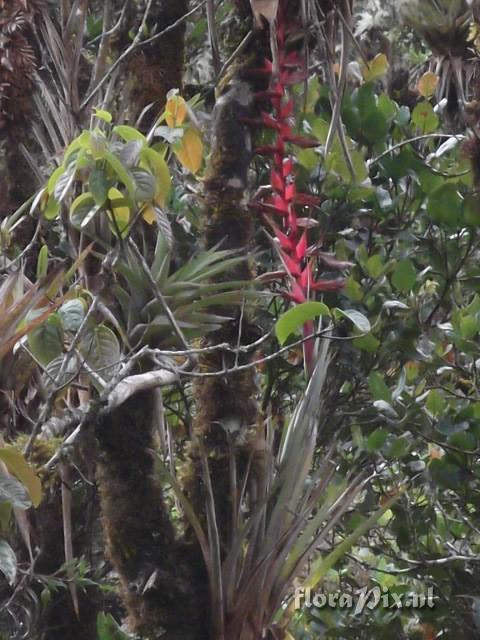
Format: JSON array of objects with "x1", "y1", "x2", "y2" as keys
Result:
[
  {"x1": 261, "y1": 112, "x2": 282, "y2": 130},
  {"x1": 281, "y1": 250, "x2": 302, "y2": 277},
  {"x1": 280, "y1": 100, "x2": 294, "y2": 119},
  {"x1": 270, "y1": 169, "x2": 284, "y2": 193},
  {"x1": 311, "y1": 278, "x2": 346, "y2": 292},
  {"x1": 254, "y1": 144, "x2": 283, "y2": 156},
  {"x1": 295, "y1": 232, "x2": 308, "y2": 260},
  {"x1": 248, "y1": 200, "x2": 287, "y2": 216},
  {"x1": 243, "y1": 67, "x2": 272, "y2": 79},
  {"x1": 283, "y1": 157, "x2": 294, "y2": 177},
  {"x1": 285, "y1": 182, "x2": 296, "y2": 202},
  {"x1": 254, "y1": 87, "x2": 284, "y2": 101},
  {"x1": 272, "y1": 224, "x2": 295, "y2": 252},
  {"x1": 284, "y1": 134, "x2": 319, "y2": 148},
  {"x1": 299, "y1": 262, "x2": 313, "y2": 290},
  {"x1": 256, "y1": 270, "x2": 287, "y2": 283},
  {"x1": 281, "y1": 71, "x2": 309, "y2": 85},
  {"x1": 272, "y1": 194, "x2": 289, "y2": 213},
  {"x1": 284, "y1": 282, "x2": 306, "y2": 304},
  {"x1": 294, "y1": 193, "x2": 322, "y2": 207},
  {"x1": 315, "y1": 252, "x2": 355, "y2": 270},
  {"x1": 239, "y1": 116, "x2": 266, "y2": 127},
  {"x1": 287, "y1": 208, "x2": 298, "y2": 235},
  {"x1": 296, "y1": 217, "x2": 320, "y2": 228},
  {"x1": 282, "y1": 50, "x2": 304, "y2": 67}
]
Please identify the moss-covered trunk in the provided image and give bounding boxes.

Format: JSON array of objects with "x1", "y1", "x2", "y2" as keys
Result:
[
  {"x1": 96, "y1": 393, "x2": 208, "y2": 639},
  {"x1": 182, "y1": 34, "x2": 269, "y2": 556}
]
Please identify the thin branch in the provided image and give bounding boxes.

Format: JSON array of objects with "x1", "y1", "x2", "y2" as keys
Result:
[
  {"x1": 127, "y1": 239, "x2": 192, "y2": 352},
  {"x1": 80, "y1": 1, "x2": 206, "y2": 110},
  {"x1": 369, "y1": 134, "x2": 465, "y2": 166}
]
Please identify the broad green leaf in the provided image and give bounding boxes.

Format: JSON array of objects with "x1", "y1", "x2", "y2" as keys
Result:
[
  {"x1": 368, "y1": 371, "x2": 392, "y2": 403},
  {"x1": 365, "y1": 254, "x2": 384, "y2": 279},
  {"x1": 93, "y1": 108, "x2": 112, "y2": 123},
  {"x1": 132, "y1": 169, "x2": 156, "y2": 201},
  {"x1": 353, "y1": 332, "x2": 380, "y2": 352},
  {"x1": 426, "y1": 389, "x2": 446, "y2": 416},
  {"x1": 0, "y1": 475, "x2": 31, "y2": 510},
  {"x1": 96, "y1": 612, "x2": 130, "y2": 640},
  {"x1": 47, "y1": 166, "x2": 65, "y2": 195},
  {"x1": 70, "y1": 193, "x2": 100, "y2": 229},
  {"x1": 27, "y1": 313, "x2": 64, "y2": 366},
  {"x1": 391, "y1": 259, "x2": 416, "y2": 292},
  {"x1": 0, "y1": 447, "x2": 42, "y2": 507},
  {"x1": 362, "y1": 53, "x2": 389, "y2": 82},
  {"x1": 43, "y1": 353, "x2": 84, "y2": 392},
  {"x1": 366, "y1": 428, "x2": 389, "y2": 451},
  {"x1": 275, "y1": 302, "x2": 330, "y2": 345},
  {"x1": 344, "y1": 276, "x2": 364, "y2": 302},
  {"x1": 104, "y1": 151, "x2": 136, "y2": 197},
  {"x1": 335, "y1": 308, "x2": 371, "y2": 333},
  {"x1": 464, "y1": 195, "x2": 480, "y2": 226},
  {"x1": 80, "y1": 325, "x2": 121, "y2": 386},
  {"x1": 417, "y1": 71, "x2": 438, "y2": 98},
  {"x1": 427, "y1": 183, "x2": 464, "y2": 229},
  {"x1": 53, "y1": 162, "x2": 77, "y2": 202},
  {"x1": 387, "y1": 436, "x2": 411, "y2": 459},
  {"x1": 58, "y1": 299, "x2": 86, "y2": 332},
  {"x1": 412, "y1": 100, "x2": 439, "y2": 133},
  {"x1": 113, "y1": 125, "x2": 147, "y2": 143},
  {"x1": 0, "y1": 539, "x2": 17, "y2": 585},
  {"x1": 89, "y1": 167, "x2": 110, "y2": 205},
  {"x1": 89, "y1": 130, "x2": 108, "y2": 159},
  {"x1": 43, "y1": 195, "x2": 61, "y2": 220},
  {"x1": 141, "y1": 147, "x2": 171, "y2": 206}
]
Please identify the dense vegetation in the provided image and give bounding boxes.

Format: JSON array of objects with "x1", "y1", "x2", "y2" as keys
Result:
[{"x1": 1, "y1": 1, "x2": 480, "y2": 639}]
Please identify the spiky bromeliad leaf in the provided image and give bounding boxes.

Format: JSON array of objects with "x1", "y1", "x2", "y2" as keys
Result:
[
  {"x1": 114, "y1": 245, "x2": 256, "y2": 344},
  {"x1": 398, "y1": 0, "x2": 473, "y2": 55}
]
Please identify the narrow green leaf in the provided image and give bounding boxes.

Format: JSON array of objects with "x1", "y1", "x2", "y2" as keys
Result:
[{"x1": 36, "y1": 245, "x2": 49, "y2": 280}]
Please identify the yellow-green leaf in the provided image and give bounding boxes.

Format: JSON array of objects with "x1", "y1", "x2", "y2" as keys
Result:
[
  {"x1": 362, "y1": 53, "x2": 389, "y2": 82},
  {"x1": 0, "y1": 447, "x2": 42, "y2": 507},
  {"x1": 93, "y1": 108, "x2": 112, "y2": 123},
  {"x1": 107, "y1": 187, "x2": 130, "y2": 237},
  {"x1": 141, "y1": 147, "x2": 171, "y2": 206},
  {"x1": 165, "y1": 94, "x2": 187, "y2": 127},
  {"x1": 141, "y1": 203, "x2": 156, "y2": 225},
  {"x1": 174, "y1": 127, "x2": 203, "y2": 174},
  {"x1": 417, "y1": 72, "x2": 438, "y2": 99}
]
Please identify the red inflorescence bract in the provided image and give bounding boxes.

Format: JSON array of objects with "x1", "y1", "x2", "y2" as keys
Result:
[{"x1": 250, "y1": 1, "x2": 345, "y2": 373}]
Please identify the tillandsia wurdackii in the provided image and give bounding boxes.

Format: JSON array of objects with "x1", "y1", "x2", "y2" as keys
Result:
[{"x1": 247, "y1": 0, "x2": 345, "y2": 376}]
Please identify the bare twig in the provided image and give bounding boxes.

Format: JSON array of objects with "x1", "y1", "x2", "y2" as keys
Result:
[{"x1": 80, "y1": 1, "x2": 206, "y2": 110}]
